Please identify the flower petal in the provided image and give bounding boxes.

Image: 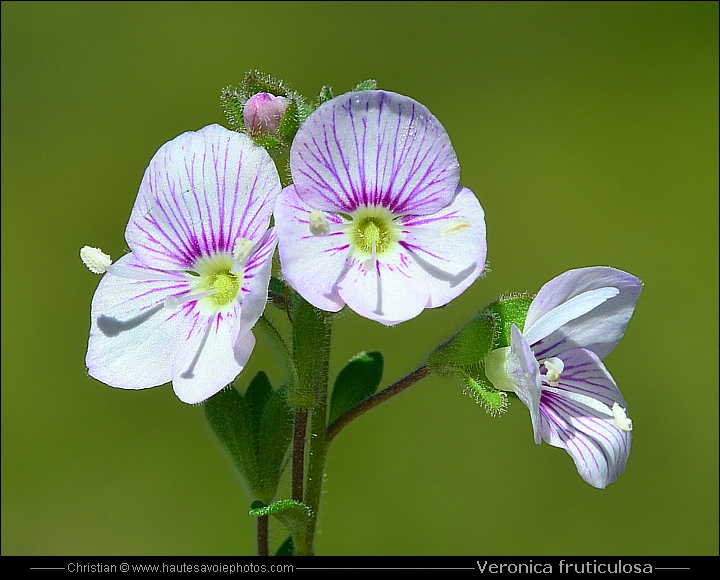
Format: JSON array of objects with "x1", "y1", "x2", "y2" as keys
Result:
[
  {"x1": 524, "y1": 267, "x2": 642, "y2": 359},
  {"x1": 86, "y1": 253, "x2": 193, "y2": 389},
  {"x1": 400, "y1": 186, "x2": 487, "y2": 307},
  {"x1": 238, "y1": 227, "x2": 278, "y2": 340},
  {"x1": 554, "y1": 347, "x2": 628, "y2": 410},
  {"x1": 523, "y1": 287, "x2": 619, "y2": 346},
  {"x1": 509, "y1": 325, "x2": 543, "y2": 444},
  {"x1": 537, "y1": 388, "x2": 632, "y2": 489},
  {"x1": 337, "y1": 258, "x2": 431, "y2": 326},
  {"x1": 172, "y1": 314, "x2": 256, "y2": 404},
  {"x1": 290, "y1": 90, "x2": 460, "y2": 215},
  {"x1": 274, "y1": 185, "x2": 347, "y2": 312},
  {"x1": 126, "y1": 124, "x2": 281, "y2": 270}
]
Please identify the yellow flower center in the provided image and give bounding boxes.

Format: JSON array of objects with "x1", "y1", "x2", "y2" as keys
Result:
[{"x1": 349, "y1": 207, "x2": 399, "y2": 257}]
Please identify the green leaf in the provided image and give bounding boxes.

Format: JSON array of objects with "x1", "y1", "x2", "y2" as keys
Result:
[
  {"x1": 204, "y1": 373, "x2": 293, "y2": 503},
  {"x1": 256, "y1": 386, "x2": 293, "y2": 500},
  {"x1": 249, "y1": 499, "x2": 312, "y2": 556},
  {"x1": 203, "y1": 384, "x2": 258, "y2": 489},
  {"x1": 275, "y1": 536, "x2": 294, "y2": 556},
  {"x1": 328, "y1": 351, "x2": 384, "y2": 424},
  {"x1": 353, "y1": 79, "x2": 378, "y2": 92},
  {"x1": 269, "y1": 276, "x2": 287, "y2": 299},
  {"x1": 244, "y1": 371, "x2": 273, "y2": 438}
]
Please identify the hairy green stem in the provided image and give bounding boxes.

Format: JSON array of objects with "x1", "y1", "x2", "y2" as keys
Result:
[
  {"x1": 326, "y1": 364, "x2": 431, "y2": 444},
  {"x1": 292, "y1": 409, "x2": 308, "y2": 503},
  {"x1": 299, "y1": 315, "x2": 332, "y2": 554}
]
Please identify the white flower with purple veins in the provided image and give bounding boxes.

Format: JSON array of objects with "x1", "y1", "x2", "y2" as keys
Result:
[
  {"x1": 82, "y1": 124, "x2": 280, "y2": 404},
  {"x1": 274, "y1": 90, "x2": 486, "y2": 325},
  {"x1": 485, "y1": 267, "x2": 642, "y2": 488}
]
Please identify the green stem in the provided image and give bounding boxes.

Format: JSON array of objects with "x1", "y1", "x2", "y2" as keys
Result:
[
  {"x1": 298, "y1": 314, "x2": 332, "y2": 555},
  {"x1": 292, "y1": 409, "x2": 308, "y2": 503},
  {"x1": 326, "y1": 364, "x2": 431, "y2": 444}
]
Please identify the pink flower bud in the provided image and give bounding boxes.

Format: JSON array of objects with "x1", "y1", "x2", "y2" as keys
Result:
[{"x1": 243, "y1": 92, "x2": 291, "y2": 138}]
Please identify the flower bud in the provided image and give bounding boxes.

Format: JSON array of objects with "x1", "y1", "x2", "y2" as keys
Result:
[{"x1": 243, "y1": 92, "x2": 291, "y2": 138}]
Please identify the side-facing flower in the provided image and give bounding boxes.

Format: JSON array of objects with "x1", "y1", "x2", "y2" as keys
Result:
[
  {"x1": 82, "y1": 124, "x2": 281, "y2": 404},
  {"x1": 484, "y1": 267, "x2": 642, "y2": 488},
  {"x1": 274, "y1": 90, "x2": 486, "y2": 325}
]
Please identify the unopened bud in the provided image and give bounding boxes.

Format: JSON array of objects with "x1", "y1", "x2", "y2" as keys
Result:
[{"x1": 244, "y1": 92, "x2": 291, "y2": 138}]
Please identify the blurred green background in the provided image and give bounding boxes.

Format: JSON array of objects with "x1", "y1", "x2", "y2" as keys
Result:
[{"x1": 2, "y1": 1, "x2": 717, "y2": 556}]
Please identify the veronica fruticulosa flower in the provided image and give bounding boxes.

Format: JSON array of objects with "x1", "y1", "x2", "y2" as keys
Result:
[
  {"x1": 485, "y1": 267, "x2": 642, "y2": 488},
  {"x1": 82, "y1": 124, "x2": 280, "y2": 404},
  {"x1": 274, "y1": 90, "x2": 486, "y2": 325}
]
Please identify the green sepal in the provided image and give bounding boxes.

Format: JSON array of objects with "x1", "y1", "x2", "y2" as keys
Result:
[
  {"x1": 276, "y1": 99, "x2": 300, "y2": 145},
  {"x1": 316, "y1": 85, "x2": 334, "y2": 106},
  {"x1": 220, "y1": 86, "x2": 246, "y2": 133},
  {"x1": 328, "y1": 351, "x2": 383, "y2": 424},
  {"x1": 242, "y1": 70, "x2": 291, "y2": 98},
  {"x1": 481, "y1": 294, "x2": 533, "y2": 349},
  {"x1": 249, "y1": 499, "x2": 312, "y2": 556},
  {"x1": 464, "y1": 375, "x2": 508, "y2": 417},
  {"x1": 428, "y1": 312, "x2": 497, "y2": 378},
  {"x1": 203, "y1": 372, "x2": 293, "y2": 503},
  {"x1": 353, "y1": 79, "x2": 378, "y2": 92}
]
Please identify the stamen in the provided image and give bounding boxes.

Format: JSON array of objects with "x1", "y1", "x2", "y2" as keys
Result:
[
  {"x1": 541, "y1": 357, "x2": 564, "y2": 386},
  {"x1": 80, "y1": 246, "x2": 112, "y2": 274},
  {"x1": 164, "y1": 290, "x2": 216, "y2": 310},
  {"x1": 309, "y1": 209, "x2": 331, "y2": 236},
  {"x1": 363, "y1": 238, "x2": 377, "y2": 271},
  {"x1": 233, "y1": 238, "x2": 253, "y2": 266},
  {"x1": 611, "y1": 402, "x2": 633, "y2": 432}
]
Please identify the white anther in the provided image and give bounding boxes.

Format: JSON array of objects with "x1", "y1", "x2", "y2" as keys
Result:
[
  {"x1": 80, "y1": 246, "x2": 113, "y2": 274},
  {"x1": 541, "y1": 357, "x2": 564, "y2": 387},
  {"x1": 232, "y1": 238, "x2": 254, "y2": 264},
  {"x1": 309, "y1": 209, "x2": 331, "y2": 236},
  {"x1": 612, "y1": 402, "x2": 633, "y2": 432},
  {"x1": 440, "y1": 219, "x2": 471, "y2": 237}
]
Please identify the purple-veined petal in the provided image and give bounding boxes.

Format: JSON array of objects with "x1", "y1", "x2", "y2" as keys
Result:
[
  {"x1": 553, "y1": 347, "x2": 628, "y2": 410},
  {"x1": 509, "y1": 325, "x2": 543, "y2": 444},
  {"x1": 290, "y1": 91, "x2": 460, "y2": 215},
  {"x1": 536, "y1": 387, "x2": 632, "y2": 489},
  {"x1": 523, "y1": 287, "x2": 618, "y2": 346},
  {"x1": 274, "y1": 185, "x2": 347, "y2": 312},
  {"x1": 86, "y1": 253, "x2": 193, "y2": 389},
  {"x1": 172, "y1": 310, "x2": 255, "y2": 404},
  {"x1": 237, "y1": 228, "x2": 277, "y2": 340},
  {"x1": 337, "y1": 258, "x2": 431, "y2": 326},
  {"x1": 400, "y1": 186, "x2": 486, "y2": 307},
  {"x1": 525, "y1": 267, "x2": 642, "y2": 359},
  {"x1": 126, "y1": 124, "x2": 281, "y2": 271}
]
